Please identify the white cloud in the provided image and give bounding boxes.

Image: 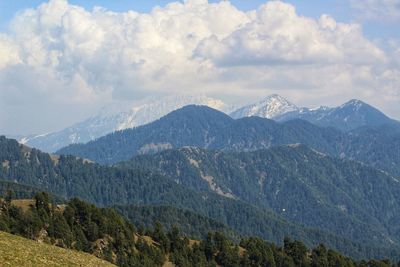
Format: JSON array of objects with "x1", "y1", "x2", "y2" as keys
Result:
[
  {"x1": 0, "y1": 0, "x2": 399, "y2": 134},
  {"x1": 195, "y1": 3, "x2": 386, "y2": 66},
  {"x1": 0, "y1": 34, "x2": 20, "y2": 68},
  {"x1": 350, "y1": 0, "x2": 400, "y2": 21}
]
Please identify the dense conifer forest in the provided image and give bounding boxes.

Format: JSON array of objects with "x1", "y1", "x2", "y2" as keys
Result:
[
  {"x1": 1, "y1": 135, "x2": 400, "y2": 261},
  {"x1": 0, "y1": 192, "x2": 398, "y2": 267}
]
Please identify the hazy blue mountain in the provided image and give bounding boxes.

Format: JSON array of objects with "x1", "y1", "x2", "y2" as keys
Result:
[
  {"x1": 57, "y1": 105, "x2": 235, "y2": 164},
  {"x1": 57, "y1": 105, "x2": 343, "y2": 164},
  {"x1": 231, "y1": 96, "x2": 399, "y2": 132},
  {"x1": 57, "y1": 105, "x2": 400, "y2": 177},
  {"x1": 19, "y1": 95, "x2": 232, "y2": 153},
  {"x1": 290, "y1": 99, "x2": 399, "y2": 131},
  {"x1": 18, "y1": 94, "x2": 399, "y2": 154}
]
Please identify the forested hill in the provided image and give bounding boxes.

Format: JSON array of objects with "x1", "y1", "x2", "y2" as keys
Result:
[
  {"x1": 113, "y1": 205, "x2": 236, "y2": 240},
  {"x1": 56, "y1": 105, "x2": 400, "y2": 177},
  {"x1": 1, "y1": 192, "x2": 397, "y2": 267},
  {"x1": 122, "y1": 145, "x2": 400, "y2": 252},
  {"x1": 1, "y1": 135, "x2": 399, "y2": 260},
  {"x1": 57, "y1": 105, "x2": 236, "y2": 164}
]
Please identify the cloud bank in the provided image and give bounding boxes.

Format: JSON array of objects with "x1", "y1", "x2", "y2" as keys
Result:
[{"x1": 0, "y1": 0, "x2": 399, "y2": 134}]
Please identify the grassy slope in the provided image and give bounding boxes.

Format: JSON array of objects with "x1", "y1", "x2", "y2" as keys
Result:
[{"x1": 0, "y1": 231, "x2": 115, "y2": 267}]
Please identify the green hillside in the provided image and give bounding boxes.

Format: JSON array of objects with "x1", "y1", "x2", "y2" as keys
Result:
[
  {"x1": 0, "y1": 231, "x2": 115, "y2": 267},
  {"x1": 123, "y1": 145, "x2": 400, "y2": 249},
  {"x1": 1, "y1": 136, "x2": 400, "y2": 260}
]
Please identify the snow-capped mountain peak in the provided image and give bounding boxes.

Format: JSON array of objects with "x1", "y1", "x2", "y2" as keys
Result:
[
  {"x1": 231, "y1": 96, "x2": 398, "y2": 132},
  {"x1": 111, "y1": 95, "x2": 232, "y2": 131},
  {"x1": 230, "y1": 94, "x2": 299, "y2": 119},
  {"x1": 340, "y1": 99, "x2": 366, "y2": 111}
]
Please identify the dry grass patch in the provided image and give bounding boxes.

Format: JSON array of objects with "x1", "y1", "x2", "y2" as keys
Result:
[
  {"x1": 10, "y1": 199, "x2": 66, "y2": 213},
  {"x1": 0, "y1": 231, "x2": 116, "y2": 267},
  {"x1": 10, "y1": 199, "x2": 35, "y2": 212}
]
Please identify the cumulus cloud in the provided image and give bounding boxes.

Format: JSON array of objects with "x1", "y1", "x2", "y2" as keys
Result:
[
  {"x1": 0, "y1": 0, "x2": 399, "y2": 134},
  {"x1": 350, "y1": 0, "x2": 400, "y2": 21},
  {"x1": 195, "y1": 4, "x2": 385, "y2": 66}
]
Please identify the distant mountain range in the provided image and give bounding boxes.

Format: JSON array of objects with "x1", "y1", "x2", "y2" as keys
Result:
[
  {"x1": 19, "y1": 95, "x2": 232, "y2": 153},
  {"x1": 16, "y1": 94, "x2": 399, "y2": 153},
  {"x1": 57, "y1": 105, "x2": 400, "y2": 177},
  {"x1": 230, "y1": 94, "x2": 399, "y2": 131}
]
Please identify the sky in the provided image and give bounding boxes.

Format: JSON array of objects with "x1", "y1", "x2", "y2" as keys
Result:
[{"x1": 0, "y1": 0, "x2": 399, "y2": 134}]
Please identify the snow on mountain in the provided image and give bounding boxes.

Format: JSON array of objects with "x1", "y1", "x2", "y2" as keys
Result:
[
  {"x1": 21, "y1": 95, "x2": 233, "y2": 153},
  {"x1": 18, "y1": 94, "x2": 399, "y2": 153},
  {"x1": 231, "y1": 96, "x2": 399, "y2": 132},
  {"x1": 230, "y1": 94, "x2": 299, "y2": 119}
]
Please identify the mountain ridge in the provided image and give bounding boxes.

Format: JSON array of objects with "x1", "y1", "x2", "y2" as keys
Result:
[
  {"x1": 16, "y1": 94, "x2": 400, "y2": 153},
  {"x1": 231, "y1": 95, "x2": 399, "y2": 131},
  {"x1": 56, "y1": 105, "x2": 400, "y2": 178},
  {"x1": 19, "y1": 95, "x2": 232, "y2": 153}
]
